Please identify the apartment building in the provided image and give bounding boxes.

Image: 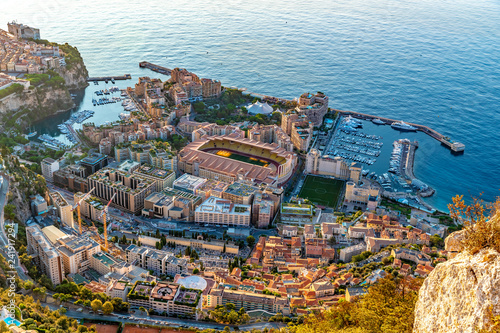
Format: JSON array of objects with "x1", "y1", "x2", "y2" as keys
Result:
[
  {"x1": 41, "y1": 157, "x2": 59, "y2": 182},
  {"x1": 90, "y1": 252, "x2": 129, "y2": 276},
  {"x1": 125, "y1": 244, "x2": 187, "y2": 277},
  {"x1": 290, "y1": 120, "x2": 313, "y2": 152},
  {"x1": 133, "y1": 164, "x2": 175, "y2": 192},
  {"x1": 249, "y1": 124, "x2": 294, "y2": 152},
  {"x1": 192, "y1": 123, "x2": 244, "y2": 142},
  {"x1": 222, "y1": 182, "x2": 259, "y2": 205},
  {"x1": 49, "y1": 191, "x2": 74, "y2": 229},
  {"x1": 345, "y1": 181, "x2": 380, "y2": 209},
  {"x1": 252, "y1": 193, "x2": 276, "y2": 228},
  {"x1": 220, "y1": 289, "x2": 289, "y2": 314},
  {"x1": 142, "y1": 188, "x2": 201, "y2": 221},
  {"x1": 26, "y1": 224, "x2": 64, "y2": 285},
  {"x1": 280, "y1": 203, "x2": 314, "y2": 226},
  {"x1": 56, "y1": 235, "x2": 101, "y2": 274},
  {"x1": 339, "y1": 242, "x2": 366, "y2": 262},
  {"x1": 53, "y1": 165, "x2": 89, "y2": 193},
  {"x1": 127, "y1": 281, "x2": 202, "y2": 319},
  {"x1": 74, "y1": 193, "x2": 105, "y2": 223},
  {"x1": 195, "y1": 196, "x2": 251, "y2": 227},
  {"x1": 30, "y1": 194, "x2": 48, "y2": 216},
  {"x1": 87, "y1": 168, "x2": 156, "y2": 214},
  {"x1": 296, "y1": 92, "x2": 329, "y2": 126},
  {"x1": 173, "y1": 173, "x2": 207, "y2": 194},
  {"x1": 80, "y1": 153, "x2": 108, "y2": 177}
]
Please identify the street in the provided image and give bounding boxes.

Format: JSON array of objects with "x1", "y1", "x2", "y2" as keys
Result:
[{"x1": 44, "y1": 302, "x2": 285, "y2": 331}]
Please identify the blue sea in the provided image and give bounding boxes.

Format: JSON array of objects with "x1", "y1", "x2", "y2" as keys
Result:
[{"x1": 2, "y1": 0, "x2": 500, "y2": 212}]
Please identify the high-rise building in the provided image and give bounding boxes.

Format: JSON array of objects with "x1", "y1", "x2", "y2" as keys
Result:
[
  {"x1": 26, "y1": 224, "x2": 64, "y2": 285},
  {"x1": 41, "y1": 158, "x2": 59, "y2": 182},
  {"x1": 80, "y1": 153, "x2": 108, "y2": 177},
  {"x1": 55, "y1": 234, "x2": 101, "y2": 274},
  {"x1": 133, "y1": 164, "x2": 176, "y2": 192},
  {"x1": 195, "y1": 196, "x2": 251, "y2": 226},
  {"x1": 87, "y1": 168, "x2": 156, "y2": 214},
  {"x1": 49, "y1": 191, "x2": 74, "y2": 229}
]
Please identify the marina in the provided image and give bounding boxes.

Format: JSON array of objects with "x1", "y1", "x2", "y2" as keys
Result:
[
  {"x1": 332, "y1": 109, "x2": 465, "y2": 153},
  {"x1": 92, "y1": 86, "x2": 123, "y2": 106},
  {"x1": 55, "y1": 110, "x2": 94, "y2": 145}
]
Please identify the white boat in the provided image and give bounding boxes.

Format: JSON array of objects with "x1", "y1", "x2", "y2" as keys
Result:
[
  {"x1": 391, "y1": 121, "x2": 417, "y2": 131},
  {"x1": 372, "y1": 118, "x2": 385, "y2": 125}
]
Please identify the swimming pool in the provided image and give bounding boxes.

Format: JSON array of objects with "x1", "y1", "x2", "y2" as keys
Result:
[{"x1": 3, "y1": 317, "x2": 21, "y2": 326}]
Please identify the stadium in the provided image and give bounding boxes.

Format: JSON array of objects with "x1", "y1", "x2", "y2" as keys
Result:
[{"x1": 178, "y1": 134, "x2": 297, "y2": 185}]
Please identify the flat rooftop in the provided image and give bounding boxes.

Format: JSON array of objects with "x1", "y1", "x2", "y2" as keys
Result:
[
  {"x1": 81, "y1": 153, "x2": 107, "y2": 165},
  {"x1": 173, "y1": 173, "x2": 207, "y2": 191},
  {"x1": 135, "y1": 164, "x2": 174, "y2": 179},
  {"x1": 224, "y1": 182, "x2": 259, "y2": 197},
  {"x1": 196, "y1": 196, "x2": 251, "y2": 216}
]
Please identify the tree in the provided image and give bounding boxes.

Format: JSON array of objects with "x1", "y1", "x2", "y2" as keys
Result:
[
  {"x1": 429, "y1": 235, "x2": 444, "y2": 248},
  {"x1": 24, "y1": 280, "x2": 34, "y2": 290},
  {"x1": 121, "y1": 235, "x2": 127, "y2": 244},
  {"x1": 0, "y1": 321, "x2": 9, "y2": 333},
  {"x1": 246, "y1": 235, "x2": 256, "y2": 248},
  {"x1": 193, "y1": 268, "x2": 200, "y2": 275},
  {"x1": 449, "y1": 195, "x2": 500, "y2": 254},
  {"x1": 382, "y1": 256, "x2": 394, "y2": 265},
  {"x1": 91, "y1": 299, "x2": 103, "y2": 312},
  {"x1": 102, "y1": 301, "x2": 114, "y2": 315}
]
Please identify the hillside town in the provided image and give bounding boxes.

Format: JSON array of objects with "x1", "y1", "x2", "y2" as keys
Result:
[{"x1": 0, "y1": 22, "x2": 458, "y2": 333}]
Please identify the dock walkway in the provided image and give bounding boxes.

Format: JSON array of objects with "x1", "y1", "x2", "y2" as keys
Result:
[
  {"x1": 332, "y1": 109, "x2": 465, "y2": 153},
  {"x1": 139, "y1": 61, "x2": 172, "y2": 75},
  {"x1": 87, "y1": 74, "x2": 131, "y2": 82}
]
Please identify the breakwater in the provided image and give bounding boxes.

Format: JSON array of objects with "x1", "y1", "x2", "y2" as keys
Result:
[{"x1": 139, "y1": 61, "x2": 172, "y2": 75}]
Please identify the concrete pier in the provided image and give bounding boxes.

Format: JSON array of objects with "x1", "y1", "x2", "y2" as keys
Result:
[
  {"x1": 87, "y1": 74, "x2": 132, "y2": 82},
  {"x1": 332, "y1": 109, "x2": 465, "y2": 153},
  {"x1": 139, "y1": 61, "x2": 172, "y2": 75}
]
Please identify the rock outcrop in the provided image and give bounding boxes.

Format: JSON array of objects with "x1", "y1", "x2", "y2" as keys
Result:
[
  {"x1": 444, "y1": 229, "x2": 466, "y2": 259},
  {"x1": 0, "y1": 86, "x2": 74, "y2": 125},
  {"x1": 56, "y1": 60, "x2": 88, "y2": 90},
  {"x1": 414, "y1": 246, "x2": 500, "y2": 333}
]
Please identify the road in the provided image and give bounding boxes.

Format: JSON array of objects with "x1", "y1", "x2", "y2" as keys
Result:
[
  {"x1": 45, "y1": 303, "x2": 284, "y2": 331},
  {"x1": 0, "y1": 174, "x2": 31, "y2": 281}
]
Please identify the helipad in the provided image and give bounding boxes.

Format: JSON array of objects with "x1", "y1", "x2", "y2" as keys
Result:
[{"x1": 177, "y1": 275, "x2": 207, "y2": 291}]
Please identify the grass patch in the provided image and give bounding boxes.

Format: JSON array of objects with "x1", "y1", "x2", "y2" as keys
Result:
[
  {"x1": 298, "y1": 175, "x2": 345, "y2": 208},
  {"x1": 215, "y1": 150, "x2": 269, "y2": 167}
]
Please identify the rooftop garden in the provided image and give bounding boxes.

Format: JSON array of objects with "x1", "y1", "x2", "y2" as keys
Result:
[{"x1": 174, "y1": 287, "x2": 202, "y2": 307}]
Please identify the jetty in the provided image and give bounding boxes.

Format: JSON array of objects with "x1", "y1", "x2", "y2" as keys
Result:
[
  {"x1": 139, "y1": 61, "x2": 172, "y2": 75},
  {"x1": 332, "y1": 109, "x2": 465, "y2": 153},
  {"x1": 87, "y1": 74, "x2": 132, "y2": 82}
]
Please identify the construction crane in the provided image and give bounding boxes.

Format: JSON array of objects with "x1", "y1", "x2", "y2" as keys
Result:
[
  {"x1": 98, "y1": 192, "x2": 116, "y2": 253},
  {"x1": 72, "y1": 187, "x2": 95, "y2": 234}
]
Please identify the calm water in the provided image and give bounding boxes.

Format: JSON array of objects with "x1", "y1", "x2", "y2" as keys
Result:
[{"x1": 2, "y1": 0, "x2": 500, "y2": 212}]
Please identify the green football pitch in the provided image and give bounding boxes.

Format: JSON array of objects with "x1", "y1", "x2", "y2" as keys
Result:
[{"x1": 298, "y1": 175, "x2": 345, "y2": 208}]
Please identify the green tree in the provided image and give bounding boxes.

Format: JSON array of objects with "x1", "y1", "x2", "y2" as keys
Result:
[
  {"x1": 429, "y1": 235, "x2": 444, "y2": 248},
  {"x1": 246, "y1": 235, "x2": 256, "y2": 248},
  {"x1": 102, "y1": 301, "x2": 114, "y2": 315},
  {"x1": 91, "y1": 299, "x2": 103, "y2": 312}
]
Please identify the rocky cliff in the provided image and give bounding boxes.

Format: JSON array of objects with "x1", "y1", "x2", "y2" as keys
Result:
[
  {"x1": 0, "y1": 85, "x2": 74, "y2": 127},
  {"x1": 56, "y1": 60, "x2": 88, "y2": 90},
  {"x1": 414, "y1": 233, "x2": 500, "y2": 333}
]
